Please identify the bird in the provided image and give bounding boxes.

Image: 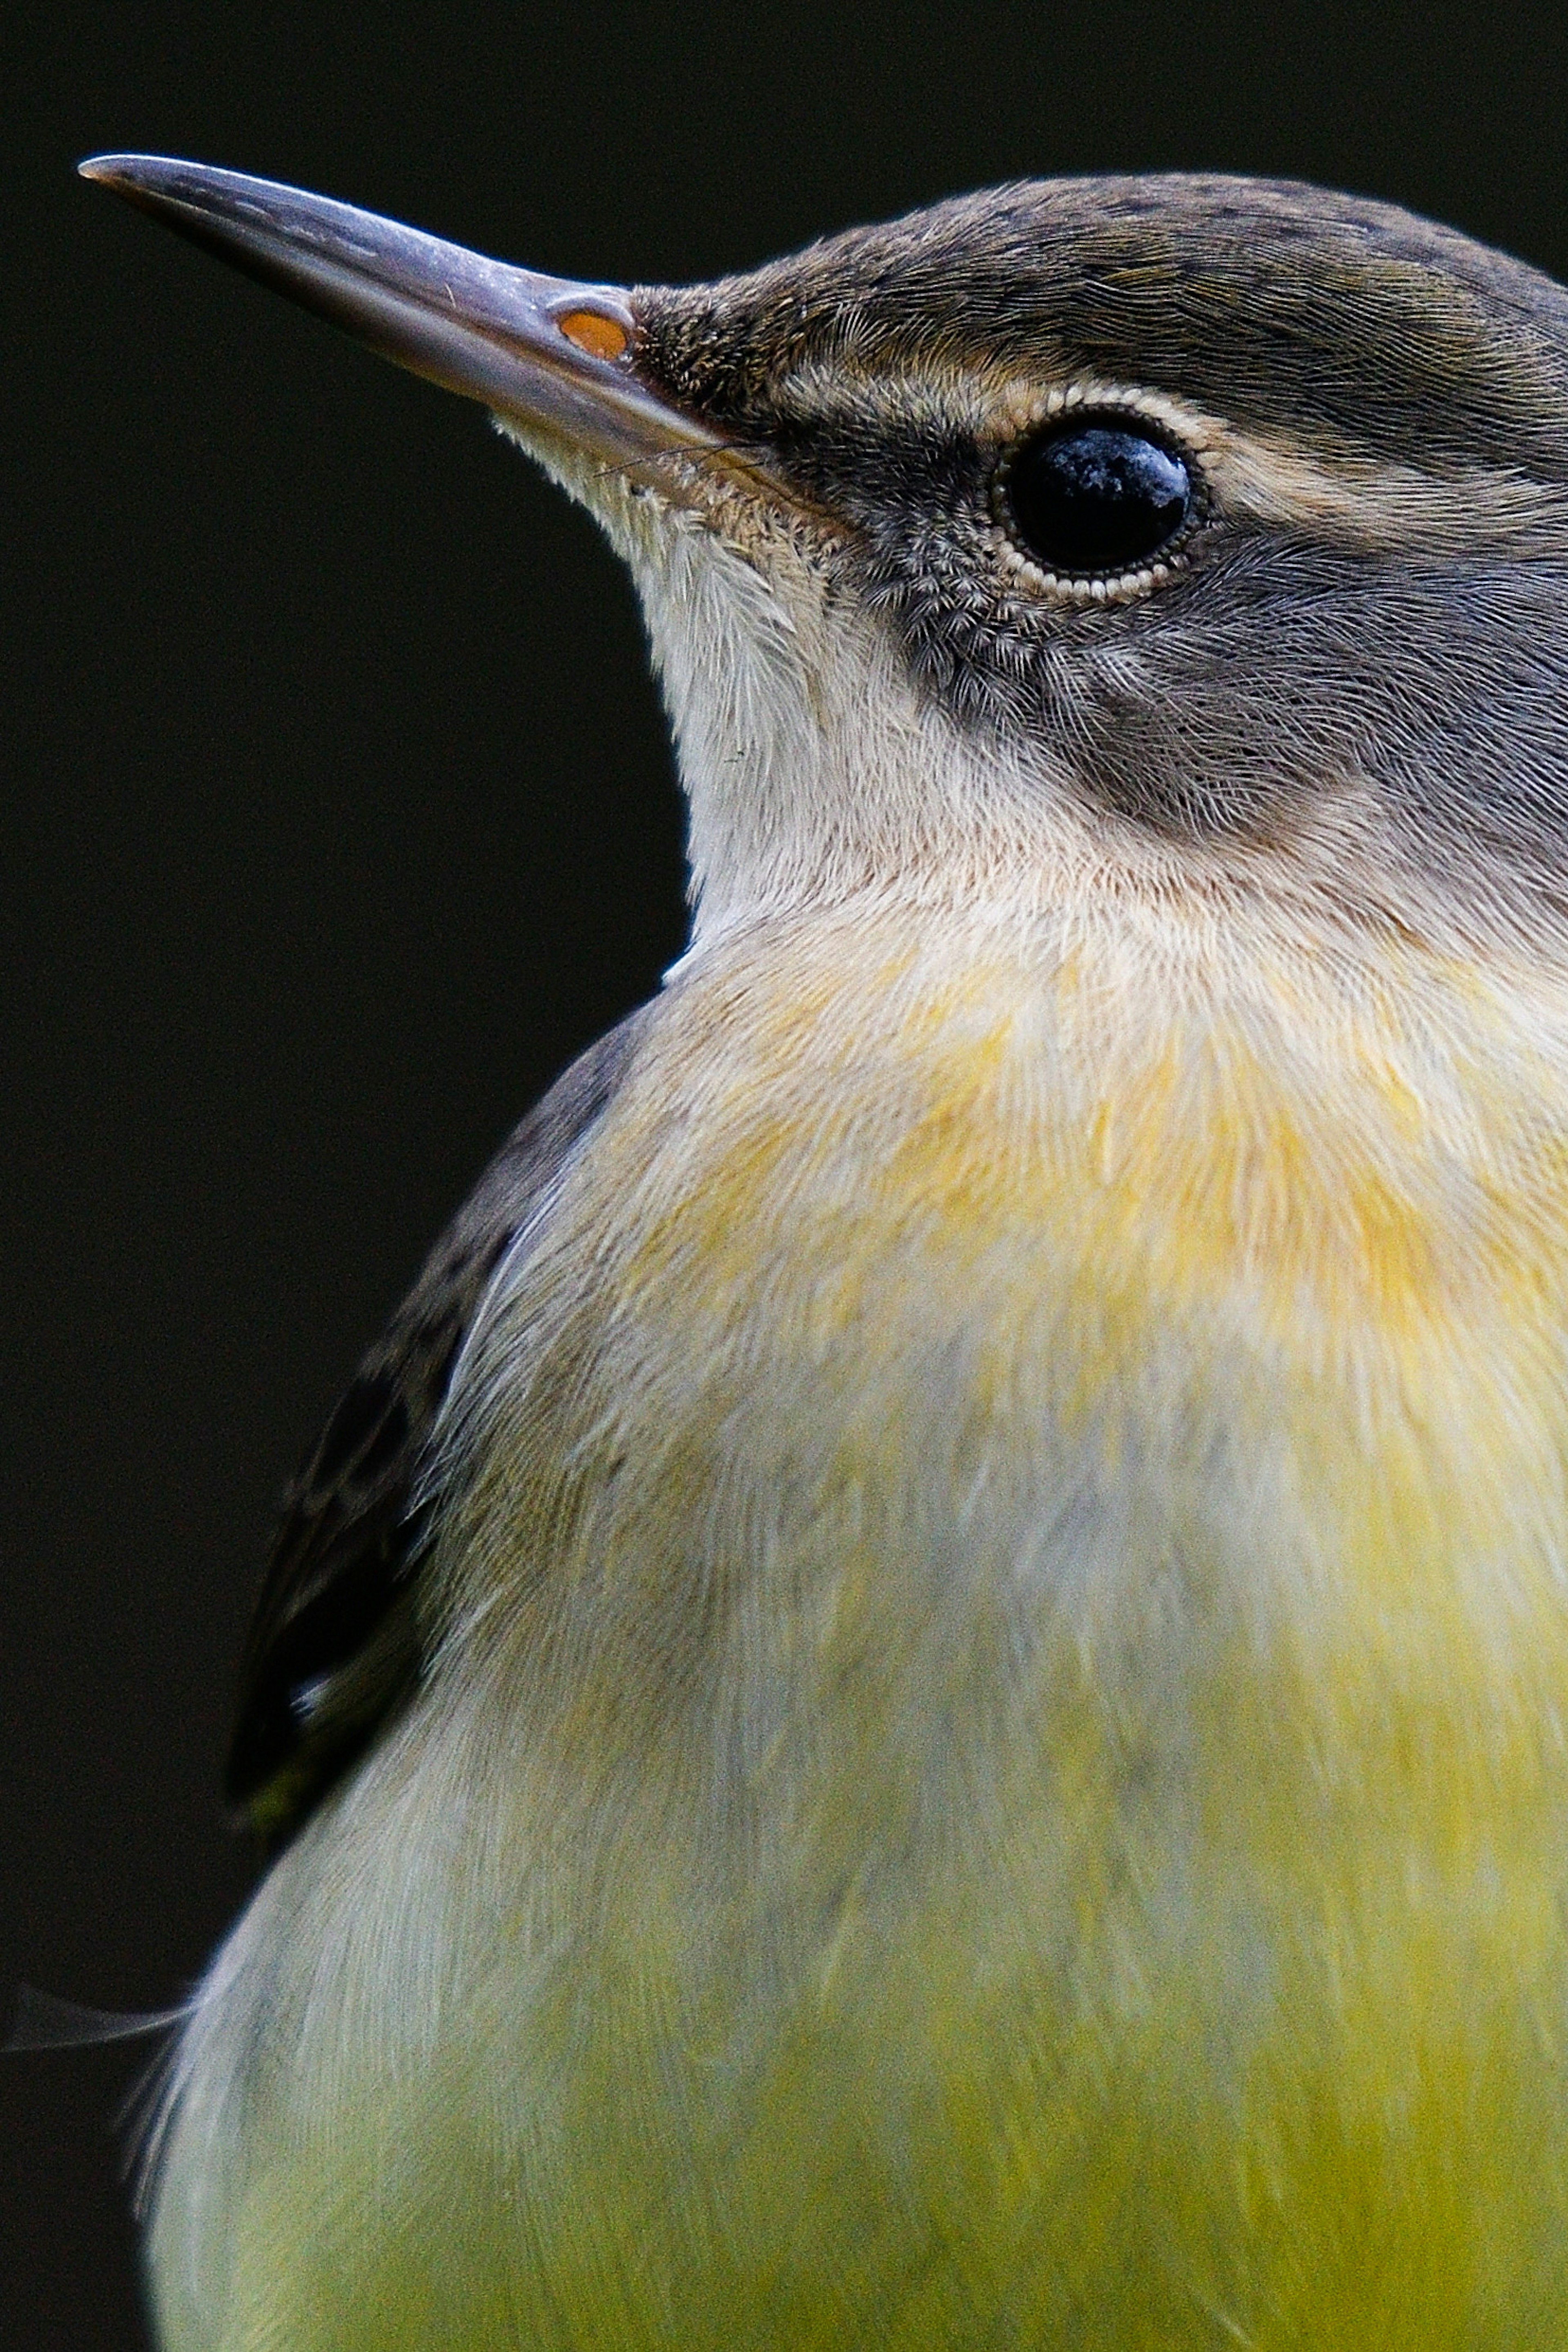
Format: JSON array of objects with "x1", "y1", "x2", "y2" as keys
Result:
[{"x1": 80, "y1": 150, "x2": 1568, "y2": 2350}]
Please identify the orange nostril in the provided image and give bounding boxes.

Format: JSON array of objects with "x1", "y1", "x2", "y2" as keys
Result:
[{"x1": 556, "y1": 309, "x2": 630, "y2": 362}]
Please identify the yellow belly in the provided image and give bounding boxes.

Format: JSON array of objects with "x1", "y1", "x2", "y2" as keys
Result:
[{"x1": 151, "y1": 902, "x2": 1568, "y2": 2350}]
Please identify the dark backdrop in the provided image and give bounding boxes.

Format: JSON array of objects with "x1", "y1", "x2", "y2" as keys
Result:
[{"x1": 6, "y1": 2, "x2": 1568, "y2": 2342}]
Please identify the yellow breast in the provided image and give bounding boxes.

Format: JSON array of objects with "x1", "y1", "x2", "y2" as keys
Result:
[{"x1": 154, "y1": 895, "x2": 1568, "y2": 2350}]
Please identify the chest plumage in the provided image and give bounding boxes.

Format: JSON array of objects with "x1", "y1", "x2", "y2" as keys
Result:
[{"x1": 151, "y1": 905, "x2": 1568, "y2": 2349}]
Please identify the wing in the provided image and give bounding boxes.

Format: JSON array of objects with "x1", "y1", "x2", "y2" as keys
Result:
[{"x1": 225, "y1": 1007, "x2": 653, "y2": 1851}]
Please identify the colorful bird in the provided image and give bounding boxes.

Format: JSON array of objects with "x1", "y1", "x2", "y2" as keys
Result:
[{"x1": 86, "y1": 153, "x2": 1568, "y2": 2348}]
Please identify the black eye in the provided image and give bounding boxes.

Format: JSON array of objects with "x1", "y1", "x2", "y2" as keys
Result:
[{"x1": 1001, "y1": 412, "x2": 1192, "y2": 580}]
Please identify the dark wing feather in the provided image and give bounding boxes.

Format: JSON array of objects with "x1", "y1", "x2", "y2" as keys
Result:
[{"x1": 226, "y1": 1007, "x2": 652, "y2": 1850}]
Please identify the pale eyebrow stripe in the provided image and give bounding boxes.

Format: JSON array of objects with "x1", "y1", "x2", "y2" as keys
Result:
[
  {"x1": 769, "y1": 362, "x2": 1568, "y2": 558},
  {"x1": 1209, "y1": 439, "x2": 1568, "y2": 554}
]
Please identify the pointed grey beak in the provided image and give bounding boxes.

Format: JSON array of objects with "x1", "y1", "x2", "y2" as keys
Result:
[{"x1": 79, "y1": 154, "x2": 719, "y2": 468}]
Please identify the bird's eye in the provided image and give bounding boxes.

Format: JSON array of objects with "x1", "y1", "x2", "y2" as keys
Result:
[{"x1": 1000, "y1": 413, "x2": 1192, "y2": 581}]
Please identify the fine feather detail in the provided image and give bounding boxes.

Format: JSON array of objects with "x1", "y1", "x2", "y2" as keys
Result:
[{"x1": 227, "y1": 1008, "x2": 654, "y2": 1848}]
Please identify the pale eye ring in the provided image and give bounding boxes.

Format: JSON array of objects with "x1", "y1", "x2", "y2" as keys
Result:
[{"x1": 997, "y1": 411, "x2": 1195, "y2": 583}]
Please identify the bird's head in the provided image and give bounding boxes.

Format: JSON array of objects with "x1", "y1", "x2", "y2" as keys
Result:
[{"x1": 82, "y1": 159, "x2": 1568, "y2": 961}]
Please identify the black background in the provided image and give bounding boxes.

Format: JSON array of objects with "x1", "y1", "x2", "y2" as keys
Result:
[{"x1": 5, "y1": 3, "x2": 1568, "y2": 2343}]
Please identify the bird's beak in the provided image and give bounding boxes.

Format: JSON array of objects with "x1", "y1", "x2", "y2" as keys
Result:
[{"x1": 79, "y1": 154, "x2": 720, "y2": 470}]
